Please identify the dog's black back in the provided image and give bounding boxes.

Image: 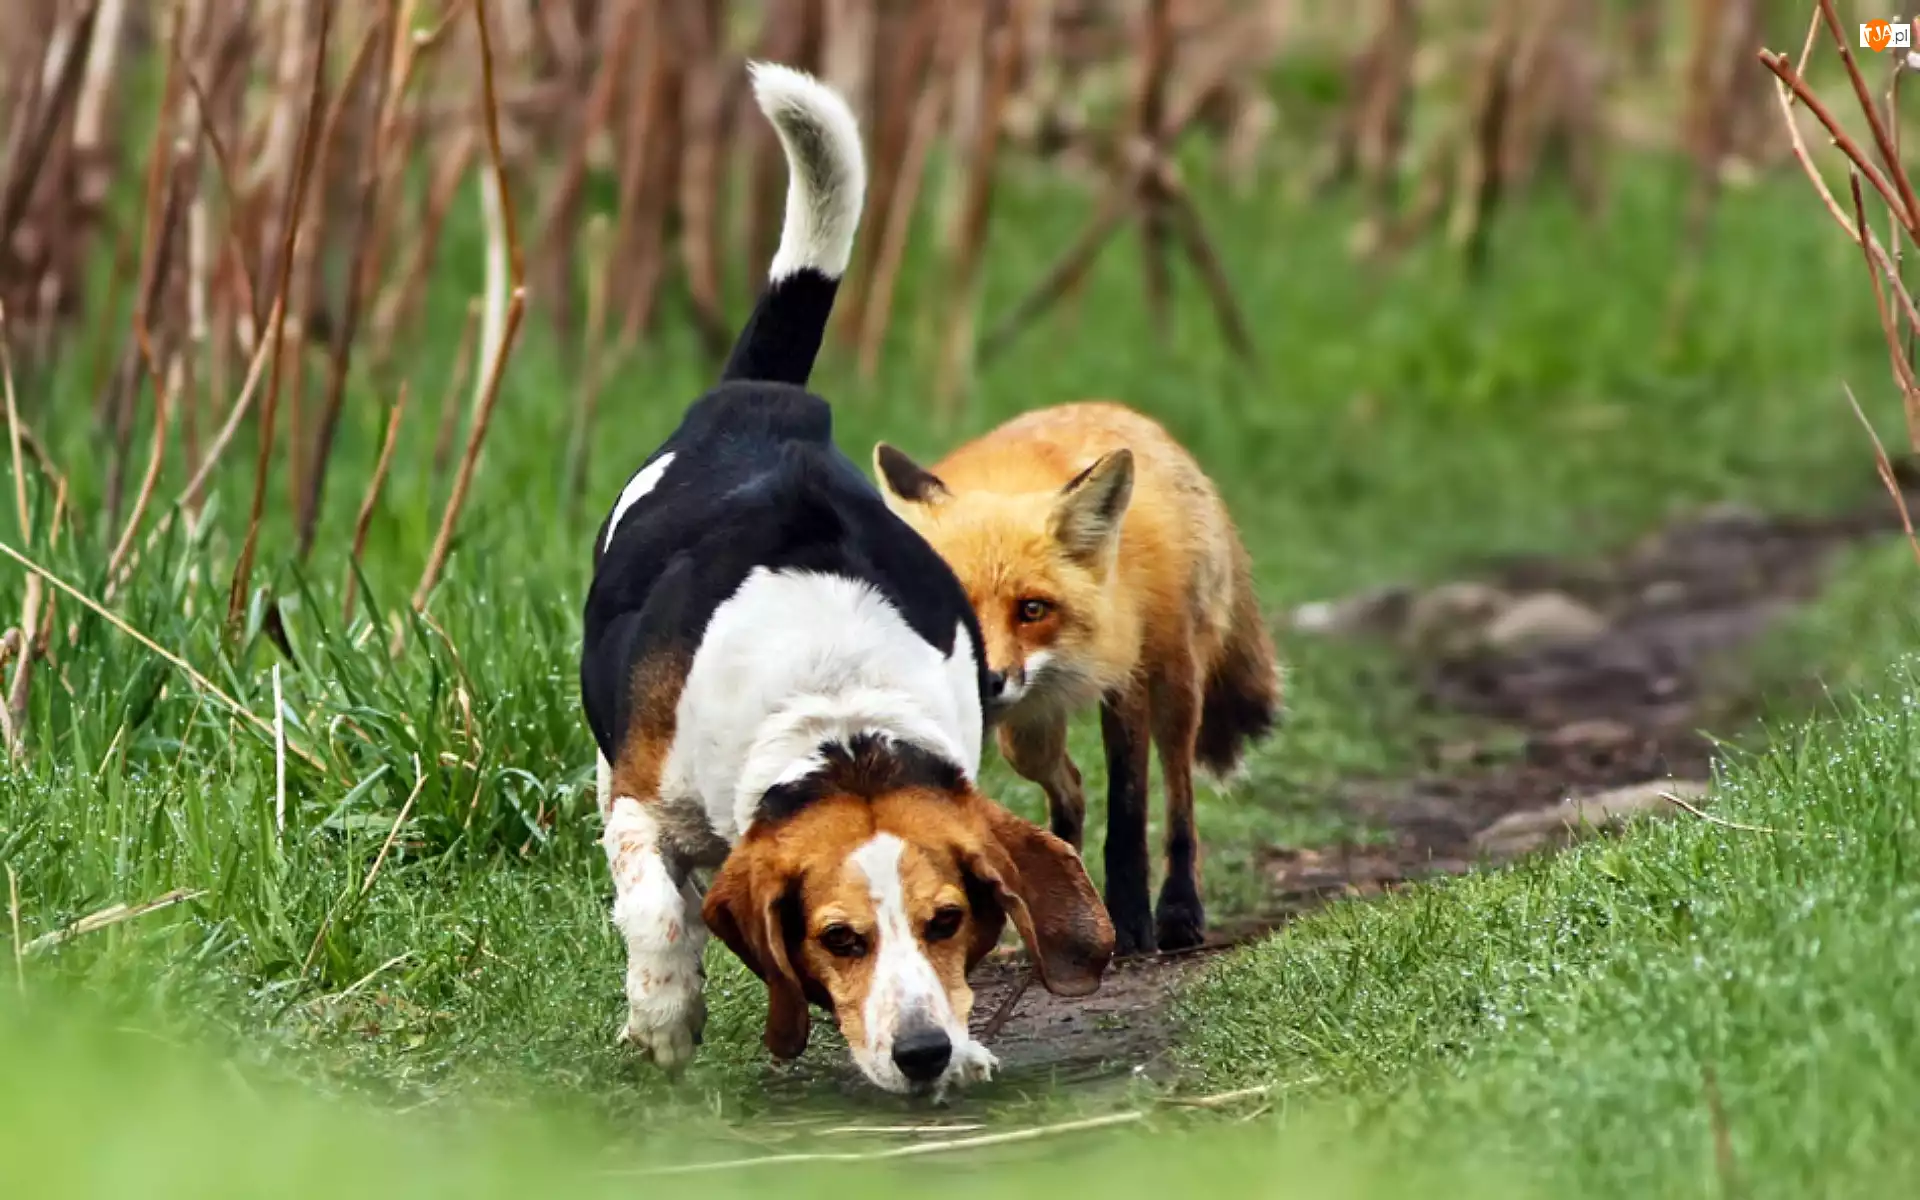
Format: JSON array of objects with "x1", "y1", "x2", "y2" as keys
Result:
[{"x1": 580, "y1": 385, "x2": 989, "y2": 764}]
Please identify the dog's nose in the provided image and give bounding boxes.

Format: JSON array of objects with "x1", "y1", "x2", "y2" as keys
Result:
[
  {"x1": 891, "y1": 1027, "x2": 953, "y2": 1083},
  {"x1": 985, "y1": 670, "x2": 1008, "y2": 698}
]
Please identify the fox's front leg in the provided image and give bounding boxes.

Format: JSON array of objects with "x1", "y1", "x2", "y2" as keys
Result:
[
  {"x1": 600, "y1": 766, "x2": 707, "y2": 1070},
  {"x1": 1100, "y1": 685, "x2": 1156, "y2": 958},
  {"x1": 997, "y1": 714, "x2": 1086, "y2": 851}
]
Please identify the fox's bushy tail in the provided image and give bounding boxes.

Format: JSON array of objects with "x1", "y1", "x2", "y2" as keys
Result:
[
  {"x1": 720, "y1": 63, "x2": 866, "y2": 388},
  {"x1": 1195, "y1": 547, "x2": 1282, "y2": 779}
]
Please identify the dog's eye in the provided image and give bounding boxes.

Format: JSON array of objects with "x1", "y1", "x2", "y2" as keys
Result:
[
  {"x1": 819, "y1": 925, "x2": 868, "y2": 958},
  {"x1": 924, "y1": 907, "x2": 965, "y2": 943},
  {"x1": 1016, "y1": 598, "x2": 1053, "y2": 624}
]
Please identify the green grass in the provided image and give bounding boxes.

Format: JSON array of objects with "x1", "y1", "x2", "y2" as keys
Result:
[
  {"x1": 1174, "y1": 662, "x2": 1920, "y2": 1197},
  {"x1": 4, "y1": 117, "x2": 1920, "y2": 1190},
  {"x1": 13, "y1": 662, "x2": 1920, "y2": 1196}
]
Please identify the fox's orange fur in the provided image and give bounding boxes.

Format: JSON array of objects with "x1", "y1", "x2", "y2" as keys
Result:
[{"x1": 874, "y1": 402, "x2": 1281, "y2": 954}]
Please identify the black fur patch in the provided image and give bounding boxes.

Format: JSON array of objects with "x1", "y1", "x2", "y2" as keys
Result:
[
  {"x1": 579, "y1": 384, "x2": 992, "y2": 766},
  {"x1": 757, "y1": 733, "x2": 968, "y2": 825}
]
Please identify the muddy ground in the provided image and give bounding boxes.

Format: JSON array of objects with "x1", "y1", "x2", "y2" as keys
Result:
[{"x1": 946, "y1": 478, "x2": 1920, "y2": 1093}]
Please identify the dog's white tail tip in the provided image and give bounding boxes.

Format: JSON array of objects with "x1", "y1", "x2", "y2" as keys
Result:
[{"x1": 747, "y1": 61, "x2": 866, "y2": 283}]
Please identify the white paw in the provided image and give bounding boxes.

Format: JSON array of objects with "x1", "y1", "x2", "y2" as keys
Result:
[
  {"x1": 932, "y1": 1039, "x2": 999, "y2": 1100},
  {"x1": 620, "y1": 957, "x2": 706, "y2": 1072}
]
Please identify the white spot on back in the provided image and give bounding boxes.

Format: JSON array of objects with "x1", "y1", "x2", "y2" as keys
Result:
[
  {"x1": 657, "y1": 567, "x2": 982, "y2": 841},
  {"x1": 605, "y1": 452, "x2": 677, "y2": 551}
]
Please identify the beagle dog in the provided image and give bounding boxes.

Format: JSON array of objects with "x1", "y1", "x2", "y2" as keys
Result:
[{"x1": 580, "y1": 64, "x2": 1115, "y2": 1097}]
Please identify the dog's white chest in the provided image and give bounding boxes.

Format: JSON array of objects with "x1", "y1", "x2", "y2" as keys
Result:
[{"x1": 660, "y1": 567, "x2": 982, "y2": 843}]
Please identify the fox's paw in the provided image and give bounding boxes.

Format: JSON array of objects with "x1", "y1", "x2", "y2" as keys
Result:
[
  {"x1": 1154, "y1": 880, "x2": 1206, "y2": 953},
  {"x1": 1108, "y1": 905, "x2": 1156, "y2": 959}
]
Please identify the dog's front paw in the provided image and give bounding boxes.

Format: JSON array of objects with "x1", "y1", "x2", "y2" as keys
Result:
[
  {"x1": 620, "y1": 960, "x2": 706, "y2": 1072},
  {"x1": 931, "y1": 1038, "x2": 1000, "y2": 1101}
]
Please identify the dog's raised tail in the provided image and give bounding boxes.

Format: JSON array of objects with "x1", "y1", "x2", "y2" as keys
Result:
[{"x1": 720, "y1": 63, "x2": 866, "y2": 388}]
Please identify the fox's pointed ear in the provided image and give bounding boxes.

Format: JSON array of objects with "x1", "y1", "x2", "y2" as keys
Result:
[
  {"x1": 873, "y1": 443, "x2": 951, "y2": 510},
  {"x1": 1049, "y1": 449, "x2": 1133, "y2": 563}
]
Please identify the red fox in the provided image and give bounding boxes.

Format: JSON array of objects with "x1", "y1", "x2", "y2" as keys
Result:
[{"x1": 873, "y1": 402, "x2": 1281, "y2": 954}]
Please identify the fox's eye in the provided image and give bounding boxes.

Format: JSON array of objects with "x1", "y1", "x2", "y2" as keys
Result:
[
  {"x1": 924, "y1": 907, "x2": 965, "y2": 943},
  {"x1": 819, "y1": 925, "x2": 869, "y2": 958},
  {"x1": 1016, "y1": 598, "x2": 1053, "y2": 624}
]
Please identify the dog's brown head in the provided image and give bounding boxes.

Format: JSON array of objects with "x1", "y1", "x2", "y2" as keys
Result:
[{"x1": 702, "y1": 737, "x2": 1112, "y2": 1095}]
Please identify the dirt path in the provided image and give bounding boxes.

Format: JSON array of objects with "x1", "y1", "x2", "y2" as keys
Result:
[{"x1": 959, "y1": 478, "x2": 1920, "y2": 1090}]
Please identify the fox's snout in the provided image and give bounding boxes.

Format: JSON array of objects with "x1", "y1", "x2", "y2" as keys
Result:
[{"x1": 984, "y1": 651, "x2": 1051, "y2": 716}]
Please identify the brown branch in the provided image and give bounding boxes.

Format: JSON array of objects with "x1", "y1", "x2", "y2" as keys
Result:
[
  {"x1": 1851, "y1": 171, "x2": 1920, "y2": 441},
  {"x1": 1815, "y1": 0, "x2": 1920, "y2": 235},
  {"x1": 1758, "y1": 51, "x2": 1914, "y2": 241}
]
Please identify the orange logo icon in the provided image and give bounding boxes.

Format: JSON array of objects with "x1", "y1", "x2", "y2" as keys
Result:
[{"x1": 1866, "y1": 19, "x2": 1894, "y2": 51}]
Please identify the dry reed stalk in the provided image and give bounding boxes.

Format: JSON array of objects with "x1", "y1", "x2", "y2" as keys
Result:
[
  {"x1": 226, "y1": 0, "x2": 334, "y2": 644},
  {"x1": 22, "y1": 887, "x2": 205, "y2": 955},
  {"x1": 369, "y1": 129, "x2": 475, "y2": 375},
  {"x1": 0, "y1": 538, "x2": 326, "y2": 769},
  {"x1": 298, "y1": 5, "x2": 402, "y2": 561},
  {"x1": 1132, "y1": 0, "x2": 1175, "y2": 335},
  {"x1": 566, "y1": 214, "x2": 614, "y2": 513},
  {"x1": 823, "y1": 0, "x2": 878, "y2": 124},
  {"x1": 175, "y1": 27, "x2": 263, "y2": 329},
  {"x1": 834, "y1": 0, "x2": 942, "y2": 350},
  {"x1": 611, "y1": 6, "x2": 682, "y2": 348},
  {"x1": 1, "y1": 307, "x2": 27, "y2": 538},
  {"x1": 855, "y1": 7, "x2": 953, "y2": 379},
  {"x1": 105, "y1": 357, "x2": 178, "y2": 592},
  {"x1": 623, "y1": 1112, "x2": 1147, "y2": 1177},
  {"x1": 1447, "y1": 0, "x2": 1521, "y2": 272},
  {"x1": 284, "y1": 14, "x2": 387, "y2": 532},
  {"x1": 1348, "y1": 0, "x2": 1416, "y2": 256},
  {"x1": 412, "y1": 0, "x2": 527, "y2": 614},
  {"x1": 531, "y1": 0, "x2": 641, "y2": 360},
  {"x1": 102, "y1": 1, "x2": 188, "y2": 521},
  {"x1": 343, "y1": 381, "x2": 408, "y2": 624},
  {"x1": 431, "y1": 297, "x2": 481, "y2": 481},
  {"x1": 742, "y1": 0, "x2": 825, "y2": 293},
  {"x1": 359, "y1": 0, "x2": 468, "y2": 378},
  {"x1": 934, "y1": 16, "x2": 1020, "y2": 415},
  {"x1": 0, "y1": 1, "x2": 100, "y2": 256},
  {"x1": 0, "y1": 305, "x2": 29, "y2": 759},
  {"x1": 674, "y1": 0, "x2": 733, "y2": 359},
  {"x1": 177, "y1": 293, "x2": 284, "y2": 517}
]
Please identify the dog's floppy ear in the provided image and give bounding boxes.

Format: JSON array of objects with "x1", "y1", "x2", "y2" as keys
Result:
[
  {"x1": 873, "y1": 443, "x2": 951, "y2": 510},
  {"x1": 702, "y1": 845, "x2": 812, "y2": 1059},
  {"x1": 962, "y1": 797, "x2": 1115, "y2": 997}
]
